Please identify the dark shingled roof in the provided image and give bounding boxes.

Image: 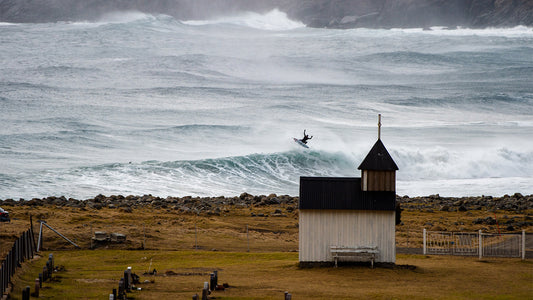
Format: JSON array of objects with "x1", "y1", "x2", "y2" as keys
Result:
[
  {"x1": 357, "y1": 139, "x2": 398, "y2": 171},
  {"x1": 299, "y1": 177, "x2": 396, "y2": 210}
]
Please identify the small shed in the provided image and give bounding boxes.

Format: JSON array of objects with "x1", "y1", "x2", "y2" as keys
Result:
[{"x1": 299, "y1": 116, "x2": 398, "y2": 266}]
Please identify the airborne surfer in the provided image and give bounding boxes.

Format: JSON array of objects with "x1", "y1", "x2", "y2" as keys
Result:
[{"x1": 300, "y1": 129, "x2": 313, "y2": 144}]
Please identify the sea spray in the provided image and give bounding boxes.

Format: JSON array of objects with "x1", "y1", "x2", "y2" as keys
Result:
[{"x1": 0, "y1": 13, "x2": 532, "y2": 199}]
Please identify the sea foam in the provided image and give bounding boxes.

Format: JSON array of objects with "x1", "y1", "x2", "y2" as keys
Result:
[{"x1": 182, "y1": 9, "x2": 305, "y2": 31}]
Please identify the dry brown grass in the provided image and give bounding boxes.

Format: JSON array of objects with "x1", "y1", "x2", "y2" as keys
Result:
[
  {"x1": 1, "y1": 204, "x2": 300, "y2": 253},
  {"x1": 7, "y1": 250, "x2": 533, "y2": 299},
  {"x1": 1, "y1": 203, "x2": 532, "y2": 299},
  {"x1": 2, "y1": 203, "x2": 531, "y2": 253}
]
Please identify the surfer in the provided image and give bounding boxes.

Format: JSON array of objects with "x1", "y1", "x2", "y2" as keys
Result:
[{"x1": 300, "y1": 130, "x2": 313, "y2": 144}]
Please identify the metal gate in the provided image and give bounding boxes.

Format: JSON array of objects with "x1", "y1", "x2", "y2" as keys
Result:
[{"x1": 423, "y1": 229, "x2": 525, "y2": 259}]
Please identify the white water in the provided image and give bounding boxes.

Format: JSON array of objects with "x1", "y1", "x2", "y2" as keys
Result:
[{"x1": 1, "y1": 10, "x2": 532, "y2": 199}]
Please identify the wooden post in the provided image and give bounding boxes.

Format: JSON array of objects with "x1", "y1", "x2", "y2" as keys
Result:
[
  {"x1": 123, "y1": 270, "x2": 130, "y2": 292},
  {"x1": 209, "y1": 273, "x2": 215, "y2": 291},
  {"x1": 522, "y1": 230, "x2": 526, "y2": 260},
  {"x1": 22, "y1": 286, "x2": 30, "y2": 300},
  {"x1": 285, "y1": 291, "x2": 292, "y2": 300},
  {"x1": 49, "y1": 254, "x2": 54, "y2": 272},
  {"x1": 118, "y1": 278, "x2": 125, "y2": 300},
  {"x1": 37, "y1": 221, "x2": 44, "y2": 252},
  {"x1": 42, "y1": 266, "x2": 48, "y2": 282},
  {"x1": 478, "y1": 230, "x2": 483, "y2": 260},
  {"x1": 34, "y1": 278, "x2": 39, "y2": 297},
  {"x1": 422, "y1": 228, "x2": 427, "y2": 255},
  {"x1": 202, "y1": 282, "x2": 209, "y2": 300}
]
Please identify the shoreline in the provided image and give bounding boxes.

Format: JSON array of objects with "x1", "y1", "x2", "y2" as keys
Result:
[{"x1": 1, "y1": 192, "x2": 532, "y2": 212}]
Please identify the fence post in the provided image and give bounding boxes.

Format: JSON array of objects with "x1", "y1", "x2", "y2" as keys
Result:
[
  {"x1": 478, "y1": 230, "x2": 483, "y2": 260},
  {"x1": 285, "y1": 291, "x2": 292, "y2": 300},
  {"x1": 34, "y1": 278, "x2": 40, "y2": 297},
  {"x1": 22, "y1": 286, "x2": 30, "y2": 300},
  {"x1": 37, "y1": 221, "x2": 44, "y2": 252},
  {"x1": 522, "y1": 230, "x2": 526, "y2": 260},
  {"x1": 423, "y1": 228, "x2": 427, "y2": 255},
  {"x1": 1, "y1": 261, "x2": 5, "y2": 296},
  {"x1": 202, "y1": 282, "x2": 208, "y2": 300},
  {"x1": 209, "y1": 273, "x2": 216, "y2": 291}
]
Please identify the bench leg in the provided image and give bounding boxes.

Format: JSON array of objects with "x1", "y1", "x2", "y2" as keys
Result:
[
  {"x1": 334, "y1": 256, "x2": 338, "y2": 268},
  {"x1": 371, "y1": 259, "x2": 374, "y2": 269}
]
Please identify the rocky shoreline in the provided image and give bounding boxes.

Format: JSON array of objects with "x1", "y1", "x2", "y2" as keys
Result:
[
  {"x1": 1, "y1": 193, "x2": 532, "y2": 233},
  {"x1": 1, "y1": 192, "x2": 532, "y2": 214}
]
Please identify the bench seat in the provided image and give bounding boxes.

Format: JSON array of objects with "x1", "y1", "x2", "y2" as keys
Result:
[{"x1": 330, "y1": 246, "x2": 379, "y2": 268}]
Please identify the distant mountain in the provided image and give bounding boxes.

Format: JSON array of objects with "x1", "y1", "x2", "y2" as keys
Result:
[{"x1": 1, "y1": 0, "x2": 532, "y2": 28}]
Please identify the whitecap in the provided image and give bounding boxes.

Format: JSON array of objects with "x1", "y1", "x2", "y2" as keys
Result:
[{"x1": 182, "y1": 9, "x2": 305, "y2": 31}]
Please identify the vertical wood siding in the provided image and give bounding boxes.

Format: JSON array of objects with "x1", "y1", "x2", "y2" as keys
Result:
[
  {"x1": 362, "y1": 170, "x2": 396, "y2": 191},
  {"x1": 299, "y1": 210, "x2": 396, "y2": 263}
]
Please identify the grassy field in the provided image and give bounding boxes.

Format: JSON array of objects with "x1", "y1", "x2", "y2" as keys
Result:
[
  {"x1": 2, "y1": 203, "x2": 533, "y2": 299},
  {"x1": 8, "y1": 250, "x2": 533, "y2": 299}
]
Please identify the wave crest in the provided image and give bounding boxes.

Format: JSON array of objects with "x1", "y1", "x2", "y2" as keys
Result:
[{"x1": 182, "y1": 9, "x2": 305, "y2": 31}]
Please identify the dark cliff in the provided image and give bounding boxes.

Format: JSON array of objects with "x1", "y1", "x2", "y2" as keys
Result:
[{"x1": 1, "y1": 0, "x2": 532, "y2": 28}]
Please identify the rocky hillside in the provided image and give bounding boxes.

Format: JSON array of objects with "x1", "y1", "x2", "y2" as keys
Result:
[
  {"x1": 1, "y1": 0, "x2": 532, "y2": 28},
  {"x1": 292, "y1": 0, "x2": 533, "y2": 28}
]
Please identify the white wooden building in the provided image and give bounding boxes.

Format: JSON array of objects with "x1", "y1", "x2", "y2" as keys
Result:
[{"x1": 299, "y1": 135, "x2": 399, "y2": 266}]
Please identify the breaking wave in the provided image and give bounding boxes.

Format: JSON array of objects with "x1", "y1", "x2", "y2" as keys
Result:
[
  {"x1": 2, "y1": 146, "x2": 532, "y2": 199},
  {"x1": 182, "y1": 9, "x2": 305, "y2": 31}
]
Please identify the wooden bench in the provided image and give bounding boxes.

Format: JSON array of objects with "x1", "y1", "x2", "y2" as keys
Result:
[{"x1": 330, "y1": 246, "x2": 379, "y2": 268}]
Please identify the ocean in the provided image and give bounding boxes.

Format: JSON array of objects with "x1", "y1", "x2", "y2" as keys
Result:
[{"x1": 1, "y1": 10, "x2": 532, "y2": 199}]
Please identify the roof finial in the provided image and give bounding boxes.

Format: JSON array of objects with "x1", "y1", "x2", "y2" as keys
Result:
[{"x1": 378, "y1": 114, "x2": 381, "y2": 140}]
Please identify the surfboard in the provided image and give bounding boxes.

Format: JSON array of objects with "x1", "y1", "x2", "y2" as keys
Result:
[{"x1": 293, "y1": 137, "x2": 309, "y2": 148}]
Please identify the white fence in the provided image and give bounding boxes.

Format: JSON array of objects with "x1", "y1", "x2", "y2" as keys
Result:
[{"x1": 423, "y1": 229, "x2": 526, "y2": 259}]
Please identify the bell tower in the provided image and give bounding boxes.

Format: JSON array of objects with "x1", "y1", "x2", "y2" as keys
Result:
[{"x1": 358, "y1": 114, "x2": 398, "y2": 192}]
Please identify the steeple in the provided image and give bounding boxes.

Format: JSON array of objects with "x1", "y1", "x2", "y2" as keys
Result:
[
  {"x1": 378, "y1": 113, "x2": 381, "y2": 140},
  {"x1": 358, "y1": 114, "x2": 398, "y2": 191}
]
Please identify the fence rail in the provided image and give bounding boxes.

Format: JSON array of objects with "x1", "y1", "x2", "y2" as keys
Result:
[
  {"x1": 1, "y1": 228, "x2": 36, "y2": 297},
  {"x1": 423, "y1": 229, "x2": 526, "y2": 259}
]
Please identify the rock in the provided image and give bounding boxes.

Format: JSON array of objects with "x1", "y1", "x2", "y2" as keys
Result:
[
  {"x1": 513, "y1": 192, "x2": 523, "y2": 199},
  {"x1": 240, "y1": 192, "x2": 252, "y2": 200}
]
